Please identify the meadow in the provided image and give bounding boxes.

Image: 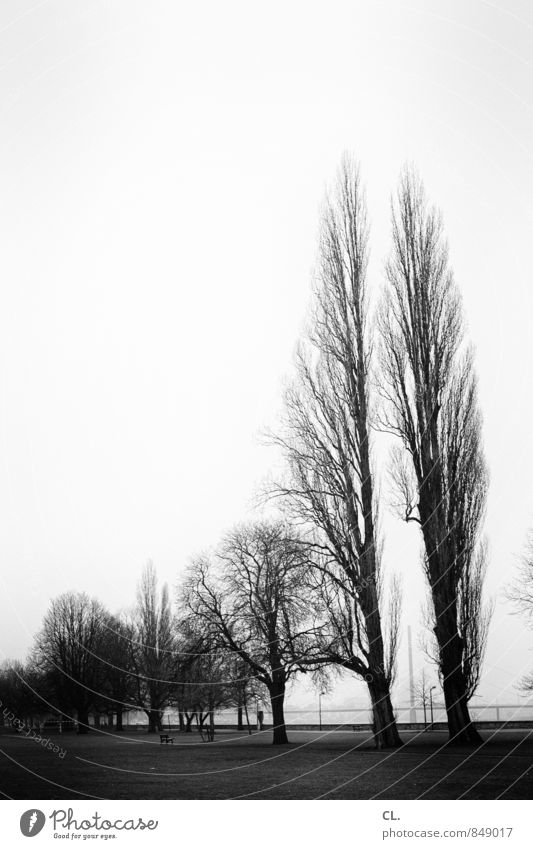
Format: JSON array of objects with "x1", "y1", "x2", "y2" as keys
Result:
[{"x1": 0, "y1": 728, "x2": 531, "y2": 800}]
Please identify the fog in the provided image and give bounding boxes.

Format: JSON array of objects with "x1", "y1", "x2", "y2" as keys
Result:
[{"x1": 1, "y1": 0, "x2": 532, "y2": 711}]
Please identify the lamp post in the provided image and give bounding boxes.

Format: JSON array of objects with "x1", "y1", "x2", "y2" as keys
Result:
[
  {"x1": 319, "y1": 691, "x2": 325, "y2": 731},
  {"x1": 429, "y1": 686, "x2": 436, "y2": 730}
]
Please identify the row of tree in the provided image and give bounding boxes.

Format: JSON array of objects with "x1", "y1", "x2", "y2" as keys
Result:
[
  {"x1": 2, "y1": 156, "x2": 507, "y2": 747},
  {"x1": 0, "y1": 563, "x2": 263, "y2": 738},
  {"x1": 266, "y1": 157, "x2": 490, "y2": 745}
]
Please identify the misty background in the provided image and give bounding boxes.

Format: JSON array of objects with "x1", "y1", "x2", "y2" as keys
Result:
[{"x1": 1, "y1": 0, "x2": 532, "y2": 712}]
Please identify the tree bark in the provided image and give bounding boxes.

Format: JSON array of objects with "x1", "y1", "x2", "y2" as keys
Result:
[
  {"x1": 436, "y1": 602, "x2": 483, "y2": 745},
  {"x1": 244, "y1": 699, "x2": 251, "y2": 734},
  {"x1": 146, "y1": 708, "x2": 162, "y2": 733},
  {"x1": 368, "y1": 680, "x2": 401, "y2": 749},
  {"x1": 359, "y1": 576, "x2": 402, "y2": 749},
  {"x1": 270, "y1": 679, "x2": 289, "y2": 745},
  {"x1": 441, "y1": 664, "x2": 482, "y2": 745}
]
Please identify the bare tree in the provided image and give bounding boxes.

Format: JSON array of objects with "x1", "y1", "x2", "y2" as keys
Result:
[
  {"x1": 508, "y1": 531, "x2": 533, "y2": 692},
  {"x1": 182, "y1": 521, "x2": 322, "y2": 745},
  {"x1": 414, "y1": 669, "x2": 440, "y2": 728},
  {"x1": 230, "y1": 658, "x2": 263, "y2": 732},
  {"x1": 0, "y1": 660, "x2": 50, "y2": 727},
  {"x1": 508, "y1": 531, "x2": 533, "y2": 620},
  {"x1": 173, "y1": 621, "x2": 234, "y2": 736},
  {"x1": 415, "y1": 669, "x2": 430, "y2": 725},
  {"x1": 378, "y1": 168, "x2": 491, "y2": 744},
  {"x1": 269, "y1": 155, "x2": 402, "y2": 748},
  {"x1": 98, "y1": 614, "x2": 136, "y2": 731},
  {"x1": 127, "y1": 562, "x2": 178, "y2": 733},
  {"x1": 32, "y1": 592, "x2": 109, "y2": 733}
]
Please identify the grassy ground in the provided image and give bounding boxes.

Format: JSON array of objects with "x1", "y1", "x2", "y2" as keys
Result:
[{"x1": 0, "y1": 728, "x2": 531, "y2": 800}]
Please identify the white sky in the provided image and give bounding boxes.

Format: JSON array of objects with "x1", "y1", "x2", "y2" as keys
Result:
[{"x1": 1, "y1": 0, "x2": 533, "y2": 712}]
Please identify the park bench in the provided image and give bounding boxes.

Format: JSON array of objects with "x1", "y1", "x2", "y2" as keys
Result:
[{"x1": 159, "y1": 734, "x2": 174, "y2": 744}]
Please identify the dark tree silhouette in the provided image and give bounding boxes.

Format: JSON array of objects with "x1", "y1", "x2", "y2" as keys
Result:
[
  {"x1": 33, "y1": 592, "x2": 109, "y2": 733},
  {"x1": 378, "y1": 168, "x2": 491, "y2": 745},
  {"x1": 269, "y1": 155, "x2": 402, "y2": 748},
  {"x1": 98, "y1": 614, "x2": 136, "y2": 731},
  {"x1": 0, "y1": 660, "x2": 49, "y2": 725},
  {"x1": 182, "y1": 521, "x2": 321, "y2": 745},
  {"x1": 127, "y1": 562, "x2": 178, "y2": 733},
  {"x1": 173, "y1": 621, "x2": 235, "y2": 736}
]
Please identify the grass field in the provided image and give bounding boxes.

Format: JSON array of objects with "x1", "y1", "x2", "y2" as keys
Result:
[{"x1": 0, "y1": 728, "x2": 531, "y2": 800}]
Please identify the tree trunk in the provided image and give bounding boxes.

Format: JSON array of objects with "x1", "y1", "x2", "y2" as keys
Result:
[
  {"x1": 178, "y1": 711, "x2": 185, "y2": 732},
  {"x1": 358, "y1": 574, "x2": 402, "y2": 749},
  {"x1": 237, "y1": 705, "x2": 243, "y2": 730},
  {"x1": 368, "y1": 680, "x2": 401, "y2": 749},
  {"x1": 438, "y1": 617, "x2": 483, "y2": 745},
  {"x1": 270, "y1": 679, "x2": 289, "y2": 745},
  {"x1": 442, "y1": 678, "x2": 482, "y2": 745},
  {"x1": 115, "y1": 706, "x2": 123, "y2": 732},
  {"x1": 244, "y1": 699, "x2": 251, "y2": 735},
  {"x1": 184, "y1": 712, "x2": 195, "y2": 732},
  {"x1": 77, "y1": 708, "x2": 89, "y2": 734},
  {"x1": 146, "y1": 708, "x2": 162, "y2": 733}
]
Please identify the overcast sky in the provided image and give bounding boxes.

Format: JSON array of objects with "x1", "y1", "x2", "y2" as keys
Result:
[{"x1": 1, "y1": 0, "x2": 532, "y2": 712}]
